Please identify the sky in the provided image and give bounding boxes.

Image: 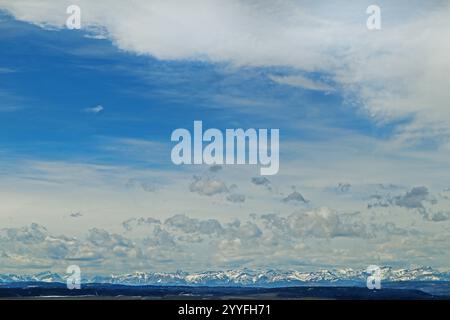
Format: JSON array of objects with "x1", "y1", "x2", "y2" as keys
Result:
[{"x1": 0, "y1": 0, "x2": 450, "y2": 276}]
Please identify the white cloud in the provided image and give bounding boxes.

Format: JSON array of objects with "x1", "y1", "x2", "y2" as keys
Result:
[
  {"x1": 269, "y1": 75, "x2": 334, "y2": 92},
  {"x1": 83, "y1": 104, "x2": 103, "y2": 114},
  {"x1": 69, "y1": 212, "x2": 83, "y2": 218},
  {"x1": 189, "y1": 175, "x2": 229, "y2": 196},
  {"x1": 282, "y1": 191, "x2": 308, "y2": 203},
  {"x1": 226, "y1": 193, "x2": 246, "y2": 203},
  {"x1": 1, "y1": 0, "x2": 449, "y2": 142},
  {"x1": 2, "y1": 206, "x2": 446, "y2": 274},
  {"x1": 251, "y1": 177, "x2": 272, "y2": 191},
  {"x1": 368, "y1": 186, "x2": 450, "y2": 222}
]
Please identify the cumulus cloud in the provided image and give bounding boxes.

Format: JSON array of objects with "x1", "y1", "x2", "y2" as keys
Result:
[
  {"x1": 368, "y1": 186, "x2": 450, "y2": 222},
  {"x1": 122, "y1": 217, "x2": 161, "y2": 231},
  {"x1": 259, "y1": 208, "x2": 414, "y2": 241},
  {"x1": 282, "y1": 191, "x2": 308, "y2": 203},
  {"x1": 286, "y1": 208, "x2": 368, "y2": 238},
  {"x1": 0, "y1": 206, "x2": 441, "y2": 273},
  {"x1": 87, "y1": 228, "x2": 133, "y2": 249},
  {"x1": 164, "y1": 214, "x2": 223, "y2": 236},
  {"x1": 335, "y1": 183, "x2": 351, "y2": 193},
  {"x1": 189, "y1": 175, "x2": 229, "y2": 196},
  {"x1": 0, "y1": 224, "x2": 103, "y2": 270},
  {"x1": 0, "y1": 223, "x2": 48, "y2": 244},
  {"x1": 393, "y1": 186, "x2": 432, "y2": 210},
  {"x1": 226, "y1": 193, "x2": 246, "y2": 203},
  {"x1": 188, "y1": 166, "x2": 238, "y2": 199},
  {"x1": 143, "y1": 225, "x2": 176, "y2": 247},
  {"x1": 439, "y1": 188, "x2": 450, "y2": 200},
  {"x1": 369, "y1": 186, "x2": 433, "y2": 210},
  {"x1": 426, "y1": 211, "x2": 450, "y2": 222},
  {"x1": 251, "y1": 177, "x2": 271, "y2": 191},
  {"x1": 69, "y1": 212, "x2": 83, "y2": 218}
]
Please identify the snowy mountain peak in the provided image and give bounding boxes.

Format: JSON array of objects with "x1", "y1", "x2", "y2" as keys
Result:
[{"x1": 1, "y1": 267, "x2": 449, "y2": 286}]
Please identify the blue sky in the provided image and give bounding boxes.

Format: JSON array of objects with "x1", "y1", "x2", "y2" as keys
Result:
[
  {"x1": 0, "y1": 1, "x2": 450, "y2": 275},
  {"x1": 0, "y1": 9, "x2": 390, "y2": 168}
]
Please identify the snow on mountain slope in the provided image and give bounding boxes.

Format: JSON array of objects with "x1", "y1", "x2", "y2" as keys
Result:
[{"x1": 1, "y1": 267, "x2": 449, "y2": 286}]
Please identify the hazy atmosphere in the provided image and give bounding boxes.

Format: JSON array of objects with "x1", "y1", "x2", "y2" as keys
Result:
[{"x1": 1, "y1": 0, "x2": 450, "y2": 277}]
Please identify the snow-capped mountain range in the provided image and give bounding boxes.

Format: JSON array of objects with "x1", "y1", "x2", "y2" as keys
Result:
[{"x1": 1, "y1": 267, "x2": 449, "y2": 287}]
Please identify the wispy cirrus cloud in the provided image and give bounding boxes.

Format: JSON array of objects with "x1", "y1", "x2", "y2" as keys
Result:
[
  {"x1": 269, "y1": 74, "x2": 334, "y2": 93},
  {"x1": 0, "y1": 66, "x2": 15, "y2": 73},
  {"x1": 1, "y1": 0, "x2": 449, "y2": 143},
  {"x1": 83, "y1": 104, "x2": 104, "y2": 114}
]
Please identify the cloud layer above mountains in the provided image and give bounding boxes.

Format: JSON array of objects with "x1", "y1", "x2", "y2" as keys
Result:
[{"x1": 1, "y1": 196, "x2": 449, "y2": 275}]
